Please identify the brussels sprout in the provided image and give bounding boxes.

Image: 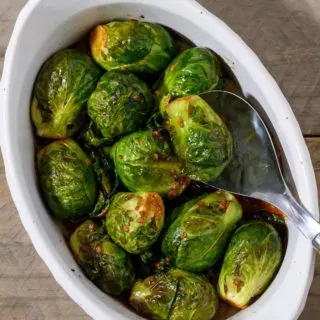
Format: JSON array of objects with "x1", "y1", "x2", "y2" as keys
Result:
[
  {"x1": 90, "y1": 20, "x2": 175, "y2": 74},
  {"x1": 106, "y1": 192, "x2": 165, "y2": 254},
  {"x1": 130, "y1": 268, "x2": 218, "y2": 320},
  {"x1": 31, "y1": 49, "x2": 101, "y2": 139},
  {"x1": 163, "y1": 95, "x2": 233, "y2": 182},
  {"x1": 70, "y1": 220, "x2": 136, "y2": 295},
  {"x1": 111, "y1": 129, "x2": 188, "y2": 198},
  {"x1": 218, "y1": 221, "x2": 283, "y2": 308},
  {"x1": 162, "y1": 191, "x2": 242, "y2": 272},
  {"x1": 37, "y1": 139, "x2": 97, "y2": 220},
  {"x1": 154, "y1": 47, "x2": 223, "y2": 110},
  {"x1": 87, "y1": 71, "x2": 153, "y2": 143}
]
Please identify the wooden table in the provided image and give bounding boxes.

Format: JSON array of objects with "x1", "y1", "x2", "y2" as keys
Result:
[{"x1": 0, "y1": 0, "x2": 319, "y2": 319}]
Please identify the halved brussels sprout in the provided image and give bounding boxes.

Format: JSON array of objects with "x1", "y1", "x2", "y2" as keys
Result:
[
  {"x1": 163, "y1": 95, "x2": 233, "y2": 182},
  {"x1": 87, "y1": 71, "x2": 153, "y2": 143},
  {"x1": 106, "y1": 192, "x2": 165, "y2": 254},
  {"x1": 90, "y1": 20, "x2": 175, "y2": 74},
  {"x1": 154, "y1": 47, "x2": 223, "y2": 110},
  {"x1": 111, "y1": 129, "x2": 188, "y2": 198},
  {"x1": 162, "y1": 191, "x2": 242, "y2": 272},
  {"x1": 218, "y1": 221, "x2": 283, "y2": 308},
  {"x1": 70, "y1": 220, "x2": 135, "y2": 295},
  {"x1": 37, "y1": 139, "x2": 97, "y2": 220},
  {"x1": 130, "y1": 268, "x2": 218, "y2": 320},
  {"x1": 31, "y1": 49, "x2": 101, "y2": 139}
]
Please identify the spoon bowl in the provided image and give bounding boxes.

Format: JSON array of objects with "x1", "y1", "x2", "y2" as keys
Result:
[{"x1": 200, "y1": 90, "x2": 320, "y2": 250}]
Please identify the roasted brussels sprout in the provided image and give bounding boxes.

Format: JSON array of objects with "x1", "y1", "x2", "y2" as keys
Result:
[
  {"x1": 163, "y1": 95, "x2": 233, "y2": 182},
  {"x1": 106, "y1": 192, "x2": 165, "y2": 254},
  {"x1": 37, "y1": 139, "x2": 97, "y2": 220},
  {"x1": 70, "y1": 220, "x2": 135, "y2": 295},
  {"x1": 31, "y1": 49, "x2": 101, "y2": 139},
  {"x1": 218, "y1": 221, "x2": 283, "y2": 308},
  {"x1": 111, "y1": 129, "x2": 188, "y2": 198},
  {"x1": 87, "y1": 71, "x2": 153, "y2": 143},
  {"x1": 162, "y1": 191, "x2": 242, "y2": 272},
  {"x1": 154, "y1": 47, "x2": 223, "y2": 110},
  {"x1": 90, "y1": 20, "x2": 175, "y2": 74},
  {"x1": 130, "y1": 268, "x2": 218, "y2": 320}
]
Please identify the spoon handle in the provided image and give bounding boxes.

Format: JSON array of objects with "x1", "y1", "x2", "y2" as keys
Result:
[{"x1": 268, "y1": 191, "x2": 320, "y2": 251}]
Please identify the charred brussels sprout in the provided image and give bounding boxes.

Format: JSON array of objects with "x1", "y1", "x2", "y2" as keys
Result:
[
  {"x1": 111, "y1": 129, "x2": 188, "y2": 198},
  {"x1": 130, "y1": 268, "x2": 218, "y2": 320},
  {"x1": 31, "y1": 49, "x2": 101, "y2": 139},
  {"x1": 87, "y1": 71, "x2": 153, "y2": 143},
  {"x1": 154, "y1": 47, "x2": 223, "y2": 110},
  {"x1": 90, "y1": 20, "x2": 175, "y2": 74},
  {"x1": 218, "y1": 221, "x2": 283, "y2": 308},
  {"x1": 37, "y1": 139, "x2": 97, "y2": 220},
  {"x1": 106, "y1": 192, "x2": 165, "y2": 254},
  {"x1": 70, "y1": 220, "x2": 135, "y2": 295},
  {"x1": 163, "y1": 95, "x2": 232, "y2": 182},
  {"x1": 162, "y1": 191, "x2": 242, "y2": 272}
]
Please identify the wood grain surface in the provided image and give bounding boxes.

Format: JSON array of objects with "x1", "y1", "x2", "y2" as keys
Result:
[{"x1": 0, "y1": 0, "x2": 319, "y2": 319}]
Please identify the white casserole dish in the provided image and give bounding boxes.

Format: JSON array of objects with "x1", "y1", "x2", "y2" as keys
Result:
[{"x1": 0, "y1": 0, "x2": 318, "y2": 319}]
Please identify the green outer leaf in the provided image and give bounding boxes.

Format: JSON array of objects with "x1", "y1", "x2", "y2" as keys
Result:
[
  {"x1": 88, "y1": 149, "x2": 118, "y2": 218},
  {"x1": 82, "y1": 121, "x2": 110, "y2": 148},
  {"x1": 91, "y1": 150, "x2": 115, "y2": 196},
  {"x1": 31, "y1": 49, "x2": 101, "y2": 139},
  {"x1": 106, "y1": 192, "x2": 165, "y2": 254},
  {"x1": 37, "y1": 139, "x2": 97, "y2": 220},
  {"x1": 87, "y1": 70, "x2": 153, "y2": 142},
  {"x1": 154, "y1": 47, "x2": 223, "y2": 110},
  {"x1": 217, "y1": 221, "x2": 283, "y2": 308},
  {"x1": 70, "y1": 220, "x2": 136, "y2": 295},
  {"x1": 89, "y1": 191, "x2": 109, "y2": 218},
  {"x1": 129, "y1": 268, "x2": 218, "y2": 320},
  {"x1": 164, "y1": 95, "x2": 233, "y2": 182},
  {"x1": 111, "y1": 129, "x2": 188, "y2": 198},
  {"x1": 90, "y1": 21, "x2": 175, "y2": 74},
  {"x1": 161, "y1": 191, "x2": 243, "y2": 272}
]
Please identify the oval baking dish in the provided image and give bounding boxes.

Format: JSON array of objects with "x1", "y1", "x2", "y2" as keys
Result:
[{"x1": 0, "y1": 0, "x2": 318, "y2": 319}]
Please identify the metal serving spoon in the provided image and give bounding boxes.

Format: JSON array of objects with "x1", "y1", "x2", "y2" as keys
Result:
[{"x1": 200, "y1": 90, "x2": 320, "y2": 251}]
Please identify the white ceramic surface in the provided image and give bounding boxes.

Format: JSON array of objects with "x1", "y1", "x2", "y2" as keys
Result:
[{"x1": 0, "y1": 0, "x2": 318, "y2": 319}]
